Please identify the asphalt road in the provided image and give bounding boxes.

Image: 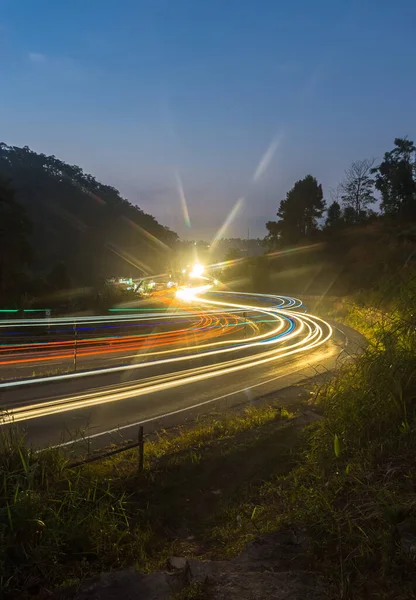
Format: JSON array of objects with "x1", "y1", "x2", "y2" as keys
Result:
[{"x1": 0, "y1": 289, "x2": 364, "y2": 450}]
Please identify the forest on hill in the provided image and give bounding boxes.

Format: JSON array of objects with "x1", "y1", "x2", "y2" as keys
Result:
[
  {"x1": 223, "y1": 137, "x2": 416, "y2": 296},
  {"x1": 0, "y1": 143, "x2": 177, "y2": 305}
]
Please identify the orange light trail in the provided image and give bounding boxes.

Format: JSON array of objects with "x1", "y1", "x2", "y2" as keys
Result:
[
  {"x1": 0, "y1": 290, "x2": 334, "y2": 427},
  {"x1": 0, "y1": 294, "x2": 250, "y2": 367}
]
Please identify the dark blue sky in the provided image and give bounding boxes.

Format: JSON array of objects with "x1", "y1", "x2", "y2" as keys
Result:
[{"x1": 2, "y1": 0, "x2": 415, "y2": 239}]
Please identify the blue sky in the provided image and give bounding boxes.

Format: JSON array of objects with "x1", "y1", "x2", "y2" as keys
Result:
[{"x1": 1, "y1": 0, "x2": 415, "y2": 239}]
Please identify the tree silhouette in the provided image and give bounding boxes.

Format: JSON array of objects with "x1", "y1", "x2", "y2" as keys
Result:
[
  {"x1": 264, "y1": 220, "x2": 281, "y2": 250},
  {"x1": 343, "y1": 206, "x2": 357, "y2": 225},
  {"x1": 0, "y1": 178, "x2": 32, "y2": 303},
  {"x1": 325, "y1": 201, "x2": 343, "y2": 230},
  {"x1": 224, "y1": 247, "x2": 242, "y2": 263},
  {"x1": 47, "y1": 262, "x2": 71, "y2": 291},
  {"x1": 341, "y1": 158, "x2": 375, "y2": 220},
  {"x1": 276, "y1": 175, "x2": 325, "y2": 243},
  {"x1": 372, "y1": 137, "x2": 416, "y2": 219}
]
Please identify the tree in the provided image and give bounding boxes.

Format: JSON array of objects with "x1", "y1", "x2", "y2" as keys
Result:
[
  {"x1": 372, "y1": 137, "x2": 416, "y2": 218},
  {"x1": 325, "y1": 201, "x2": 343, "y2": 230},
  {"x1": 341, "y1": 158, "x2": 375, "y2": 219},
  {"x1": 224, "y1": 247, "x2": 242, "y2": 263},
  {"x1": 250, "y1": 255, "x2": 270, "y2": 292},
  {"x1": 276, "y1": 175, "x2": 325, "y2": 243},
  {"x1": 0, "y1": 178, "x2": 32, "y2": 303},
  {"x1": 329, "y1": 183, "x2": 342, "y2": 205},
  {"x1": 264, "y1": 220, "x2": 280, "y2": 250},
  {"x1": 0, "y1": 143, "x2": 178, "y2": 284},
  {"x1": 221, "y1": 247, "x2": 246, "y2": 282},
  {"x1": 343, "y1": 206, "x2": 357, "y2": 225},
  {"x1": 47, "y1": 262, "x2": 71, "y2": 291}
]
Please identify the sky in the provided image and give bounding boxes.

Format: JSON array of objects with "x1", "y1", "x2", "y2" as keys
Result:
[{"x1": 1, "y1": 0, "x2": 415, "y2": 240}]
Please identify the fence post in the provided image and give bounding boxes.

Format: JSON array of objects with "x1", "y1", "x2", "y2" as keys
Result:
[
  {"x1": 73, "y1": 322, "x2": 78, "y2": 372},
  {"x1": 138, "y1": 426, "x2": 144, "y2": 472}
]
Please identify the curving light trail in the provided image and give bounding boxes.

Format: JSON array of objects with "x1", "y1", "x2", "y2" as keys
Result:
[{"x1": 0, "y1": 291, "x2": 332, "y2": 426}]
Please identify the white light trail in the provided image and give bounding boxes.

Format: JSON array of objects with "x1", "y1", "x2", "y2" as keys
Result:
[{"x1": 0, "y1": 291, "x2": 333, "y2": 425}]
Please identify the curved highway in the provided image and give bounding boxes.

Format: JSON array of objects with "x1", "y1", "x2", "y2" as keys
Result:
[{"x1": 0, "y1": 289, "x2": 357, "y2": 449}]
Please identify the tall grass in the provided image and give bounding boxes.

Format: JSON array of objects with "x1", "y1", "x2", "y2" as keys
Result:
[
  {"x1": 274, "y1": 273, "x2": 416, "y2": 598},
  {"x1": 0, "y1": 430, "x2": 153, "y2": 598},
  {"x1": 0, "y1": 404, "x2": 289, "y2": 598}
]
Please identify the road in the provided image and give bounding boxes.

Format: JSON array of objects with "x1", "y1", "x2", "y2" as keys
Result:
[{"x1": 0, "y1": 289, "x2": 362, "y2": 450}]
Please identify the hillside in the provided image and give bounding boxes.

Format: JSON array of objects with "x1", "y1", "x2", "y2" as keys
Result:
[
  {"x1": 221, "y1": 219, "x2": 416, "y2": 298},
  {"x1": 0, "y1": 143, "x2": 177, "y2": 284}
]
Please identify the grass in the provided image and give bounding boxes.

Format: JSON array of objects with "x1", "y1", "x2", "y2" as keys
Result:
[
  {"x1": 279, "y1": 338, "x2": 416, "y2": 598},
  {"x1": 172, "y1": 581, "x2": 209, "y2": 600},
  {"x1": 271, "y1": 273, "x2": 416, "y2": 598},
  {"x1": 0, "y1": 402, "x2": 300, "y2": 598}
]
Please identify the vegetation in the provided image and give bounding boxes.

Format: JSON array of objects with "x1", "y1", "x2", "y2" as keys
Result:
[
  {"x1": 0, "y1": 143, "x2": 178, "y2": 305},
  {"x1": 0, "y1": 405, "x2": 297, "y2": 598},
  {"x1": 224, "y1": 136, "x2": 413, "y2": 298},
  {"x1": 0, "y1": 177, "x2": 32, "y2": 304},
  {"x1": 266, "y1": 174, "x2": 325, "y2": 245},
  {"x1": 324, "y1": 199, "x2": 342, "y2": 230},
  {"x1": 265, "y1": 136, "x2": 415, "y2": 252},
  {"x1": 340, "y1": 158, "x2": 376, "y2": 218},
  {"x1": 278, "y1": 274, "x2": 416, "y2": 599},
  {"x1": 373, "y1": 137, "x2": 416, "y2": 218}
]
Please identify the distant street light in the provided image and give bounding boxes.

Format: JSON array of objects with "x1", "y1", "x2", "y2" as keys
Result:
[{"x1": 190, "y1": 263, "x2": 204, "y2": 278}]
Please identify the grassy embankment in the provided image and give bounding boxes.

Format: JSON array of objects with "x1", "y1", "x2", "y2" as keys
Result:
[
  {"x1": 1, "y1": 405, "x2": 301, "y2": 598},
  {"x1": 1, "y1": 269, "x2": 416, "y2": 599}
]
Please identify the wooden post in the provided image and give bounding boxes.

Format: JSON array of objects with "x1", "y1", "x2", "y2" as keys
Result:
[
  {"x1": 73, "y1": 322, "x2": 78, "y2": 372},
  {"x1": 138, "y1": 425, "x2": 144, "y2": 472}
]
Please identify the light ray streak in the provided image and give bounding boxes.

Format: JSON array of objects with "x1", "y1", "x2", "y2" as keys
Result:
[
  {"x1": 175, "y1": 170, "x2": 191, "y2": 228},
  {"x1": 210, "y1": 197, "x2": 244, "y2": 252},
  {"x1": 252, "y1": 134, "x2": 281, "y2": 182}
]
